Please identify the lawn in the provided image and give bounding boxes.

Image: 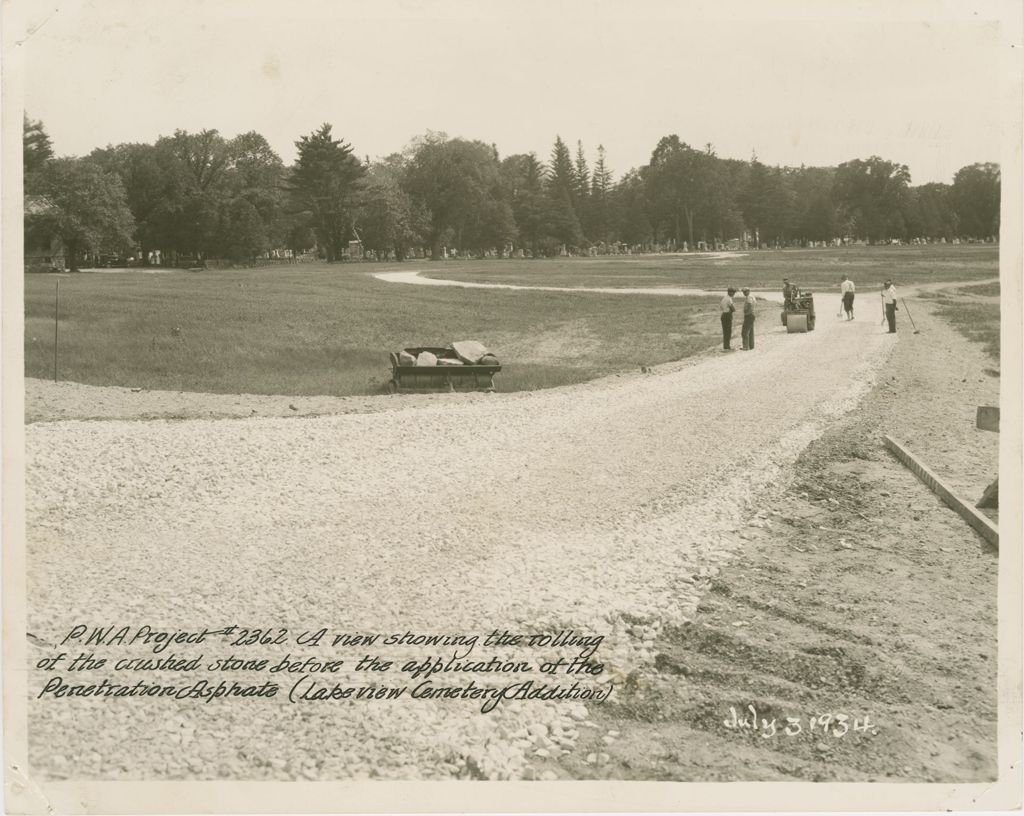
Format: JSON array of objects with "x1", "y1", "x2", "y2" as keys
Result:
[
  {"x1": 913, "y1": 274, "x2": 1001, "y2": 362},
  {"x1": 917, "y1": 278, "x2": 1001, "y2": 362},
  {"x1": 24, "y1": 246, "x2": 998, "y2": 397},
  {"x1": 931, "y1": 301, "x2": 1001, "y2": 361},
  {"x1": 25, "y1": 265, "x2": 722, "y2": 396},
  {"x1": 956, "y1": 281, "x2": 1001, "y2": 297},
  {"x1": 422, "y1": 245, "x2": 999, "y2": 293}
]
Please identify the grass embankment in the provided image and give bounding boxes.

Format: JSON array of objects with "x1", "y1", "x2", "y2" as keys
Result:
[
  {"x1": 918, "y1": 278, "x2": 1000, "y2": 362},
  {"x1": 957, "y1": 281, "x2": 1001, "y2": 297},
  {"x1": 932, "y1": 303, "x2": 1000, "y2": 360},
  {"x1": 25, "y1": 265, "x2": 720, "y2": 396}
]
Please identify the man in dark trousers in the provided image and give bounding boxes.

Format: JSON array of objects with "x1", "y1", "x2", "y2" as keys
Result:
[
  {"x1": 721, "y1": 287, "x2": 737, "y2": 351},
  {"x1": 841, "y1": 274, "x2": 856, "y2": 319},
  {"x1": 882, "y1": 279, "x2": 898, "y2": 333},
  {"x1": 740, "y1": 287, "x2": 756, "y2": 349}
]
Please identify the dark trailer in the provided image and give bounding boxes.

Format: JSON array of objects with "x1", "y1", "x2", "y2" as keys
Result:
[{"x1": 387, "y1": 347, "x2": 501, "y2": 393}]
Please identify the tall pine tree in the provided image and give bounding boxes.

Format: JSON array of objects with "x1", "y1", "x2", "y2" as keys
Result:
[
  {"x1": 590, "y1": 145, "x2": 613, "y2": 246},
  {"x1": 290, "y1": 123, "x2": 364, "y2": 261},
  {"x1": 546, "y1": 136, "x2": 583, "y2": 251},
  {"x1": 23, "y1": 115, "x2": 54, "y2": 179},
  {"x1": 573, "y1": 141, "x2": 591, "y2": 243}
]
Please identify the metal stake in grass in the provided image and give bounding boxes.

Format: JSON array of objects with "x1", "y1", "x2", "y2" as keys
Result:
[
  {"x1": 901, "y1": 297, "x2": 921, "y2": 334},
  {"x1": 53, "y1": 279, "x2": 59, "y2": 382}
]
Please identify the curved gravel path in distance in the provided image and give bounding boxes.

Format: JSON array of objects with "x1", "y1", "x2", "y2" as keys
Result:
[
  {"x1": 28, "y1": 301, "x2": 895, "y2": 781},
  {"x1": 371, "y1": 269, "x2": 781, "y2": 301}
]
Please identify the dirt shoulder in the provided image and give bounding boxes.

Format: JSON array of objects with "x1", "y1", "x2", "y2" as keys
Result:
[{"x1": 560, "y1": 294, "x2": 1000, "y2": 782}]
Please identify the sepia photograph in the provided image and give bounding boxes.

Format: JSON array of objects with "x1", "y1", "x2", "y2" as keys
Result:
[{"x1": 2, "y1": 0, "x2": 1022, "y2": 812}]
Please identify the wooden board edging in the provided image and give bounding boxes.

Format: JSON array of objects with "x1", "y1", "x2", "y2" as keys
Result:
[{"x1": 883, "y1": 436, "x2": 999, "y2": 550}]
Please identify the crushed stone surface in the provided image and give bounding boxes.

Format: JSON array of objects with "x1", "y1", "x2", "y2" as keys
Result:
[{"x1": 27, "y1": 296, "x2": 902, "y2": 780}]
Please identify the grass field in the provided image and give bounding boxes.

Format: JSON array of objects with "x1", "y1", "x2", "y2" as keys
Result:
[
  {"x1": 24, "y1": 246, "x2": 999, "y2": 396},
  {"x1": 421, "y1": 245, "x2": 999, "y2": 292},
  {"x1": 25, "y1": 266, "x2": 722, "y2": 395}
]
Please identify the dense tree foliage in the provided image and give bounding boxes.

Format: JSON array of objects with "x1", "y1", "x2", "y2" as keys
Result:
[
  {"x1": 87, "y1": 130, "x2": 288, "y2": 263},
  {"x1": 500, "y1": 153, "x2": 548, "y2": 257},
  {"x1": 290, "y1": 124, "x2": 364, "y2": 262},
  {"x1": 952, "y1": 163, "x2": 1000, "y2": 240},
  {"x1": 647, "y1": 137, "x2": 740, "y2": 249},
  {"x1": 93, "y1": 143, "x2": 180, "y2": 260},
  {"x1": 23, "y1": 115, "x2": 54, "y2": 179},
  {"x1": 832, "y1": 157, "x2": 913, "y2": 243},
  {"x1": 22, "y1": 114, "x2": 1001, "y2": 269},
  {"x1": 28, "y1": 158, "x2": 135, "y2": 270},
  {"x1": 589, "y1": 145, "x2": 614, "y2": 245},
  {"x1": 357, "y1": 155, "x2": 429, "y2": 261},
  {"x1": 740, "y1": 156, "x2": 793, "y2": 246},
  {"x1": 402, "y1": 133, "x2": 511, "y2": 259}
]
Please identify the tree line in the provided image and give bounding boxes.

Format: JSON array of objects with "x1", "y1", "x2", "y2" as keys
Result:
[{"x1": 23, "y1": 115, "x2": 1000, "y2": 269}]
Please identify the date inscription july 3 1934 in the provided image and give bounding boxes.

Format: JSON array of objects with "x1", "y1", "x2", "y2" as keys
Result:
[{"x1": 724, "y1": 704, "x2": 878, "y2": 739}]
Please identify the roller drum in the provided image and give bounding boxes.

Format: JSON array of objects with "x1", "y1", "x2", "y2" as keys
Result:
[{"x1": 787, "y1": 313, "x2": 808, "y2": 333}]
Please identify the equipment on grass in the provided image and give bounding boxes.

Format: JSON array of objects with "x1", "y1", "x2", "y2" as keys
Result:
[
  {"x1": 781, "y1": 289, "x2": 816, "y2": 333},
  {"x1": 387, "y1": 345, "x2": 500, "y2": 393}
]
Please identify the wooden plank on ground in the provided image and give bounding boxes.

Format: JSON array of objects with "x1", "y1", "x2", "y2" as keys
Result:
[
  {"x1": 976, "y1": 406, "x2": 1000, "y2": 432},
  {"x1": 883, "y1": 436, "x2": 999, "y2": 550}
]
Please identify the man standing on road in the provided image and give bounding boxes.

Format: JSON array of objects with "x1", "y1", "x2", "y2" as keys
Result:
[
  {"x1": 782, "y1": 278, "x2": 794, "y2": 307},
  {"x1": 882, "y1": 279, "x2": 898, "y2": 333},
  {"x1": 740, "y1": 287, "x2": 756, "y2": 350},
  {"x1": 841, "y1": 274, "x2": 856, "y2": 320},
  {"x1": 721, "y1": 287, "x2": 737, "y2": 351}
]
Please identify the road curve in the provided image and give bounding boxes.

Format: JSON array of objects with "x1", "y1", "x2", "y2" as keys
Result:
[
  {"x1": 27, "y1": 305, "x2": 894, "y2": 781},
  {"x1": 372, "y1": 268, "x2": 784, "y2": 301}
]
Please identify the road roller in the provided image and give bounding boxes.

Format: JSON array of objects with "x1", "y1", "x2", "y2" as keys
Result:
[{"x1": 781, "y1": 291, "x2": 816, "y2": 333}]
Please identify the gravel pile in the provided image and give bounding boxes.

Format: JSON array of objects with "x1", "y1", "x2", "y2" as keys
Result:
[{"x1": 27, "y1": 298, "x2": 895, "y2": 780}]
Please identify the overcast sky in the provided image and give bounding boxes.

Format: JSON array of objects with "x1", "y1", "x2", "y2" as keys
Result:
[{"x1": 18, "y1": 0, "x2": 1013, "y2": 185}]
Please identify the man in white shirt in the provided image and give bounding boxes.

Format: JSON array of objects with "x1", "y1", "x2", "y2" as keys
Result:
[
  {"x1": 881, "y1": 280, "x2": 898, "y2": 333},
  {"x1": 740, "y1": 287, "x2": 757, "y2": 350},
  {"x1": 720, "y1": 287, "x2": 737, "y2": 351},
  {"x1": 840, "y1": 275, "x2": 856, "y2": 320}
]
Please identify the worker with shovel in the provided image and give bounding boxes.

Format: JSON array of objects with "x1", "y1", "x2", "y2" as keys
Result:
[{"x1": 882, "y1": 279, "x2": 898, "y2": 333}]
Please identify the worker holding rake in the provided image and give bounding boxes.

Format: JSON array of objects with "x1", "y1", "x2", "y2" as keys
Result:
[{"x1": 882, "y1": 279, "x2": 898, "y2": 333}]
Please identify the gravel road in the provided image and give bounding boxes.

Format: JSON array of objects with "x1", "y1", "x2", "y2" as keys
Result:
[
  {"x1": 27, "y1": 295, "x2": 896, "y2": 780},
  {"x1": 372, "y1": 268, "x2": 776, "y2": 300}
]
